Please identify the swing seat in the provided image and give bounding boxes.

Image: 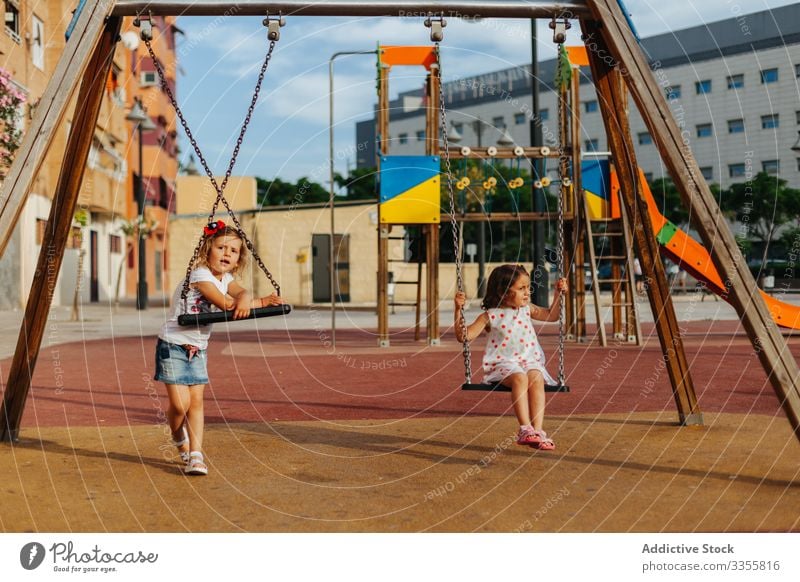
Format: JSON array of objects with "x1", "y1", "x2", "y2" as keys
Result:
[
  {"x1": 178, "y1": 304, "x2": 291, "y2": 326},
  {"x1": 462, "y1": 382, "x2": 570, "y2": 393}
]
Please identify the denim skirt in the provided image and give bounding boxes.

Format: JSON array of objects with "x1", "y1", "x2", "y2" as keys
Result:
[{"x1": 154, "y1": 339, "x2": 209, "y2": 385}]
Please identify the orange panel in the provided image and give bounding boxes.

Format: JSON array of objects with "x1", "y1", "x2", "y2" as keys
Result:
[
  {"x1": 567, "y1": 46, "x2": 589, "y2": 67},
  {"x1": 379, "y1": 46, "x2": 437, "y2": 70}
]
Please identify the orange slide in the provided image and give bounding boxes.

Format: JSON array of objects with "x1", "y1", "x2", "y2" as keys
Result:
[{"x1": 621, "y1": 170, "x2": 800, "y2": 330}]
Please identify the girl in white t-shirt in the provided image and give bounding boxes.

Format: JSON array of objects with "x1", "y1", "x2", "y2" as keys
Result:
[
  {"x1": 155, "y1": 221, "x2": 283, "y2": 475},
  {"x1": 454, "y1": 265, "x2": 566, "y2": 450}
]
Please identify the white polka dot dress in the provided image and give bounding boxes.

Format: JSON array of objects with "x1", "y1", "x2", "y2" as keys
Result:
[{"x1": 482, "y1": 307, "x2": 556, "y2": 385}]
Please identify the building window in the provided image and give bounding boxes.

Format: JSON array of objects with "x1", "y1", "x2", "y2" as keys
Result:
[
  {"x1": 762, "y1": 160, "x2": 780, "y2": 175},
  {"x1": 695, "y1": 80, "x2": 711, "y2": 94},
  {"x1": 398, "y1": 133, "x2": 408, "y2": 145},
  {"x1": 139, "y1": 71, "x2": 158, "y2": 87},
  {"x1": 796, "y1": 111, "x2": 800, "y2": 124},
  {"x1": 729, "y1": 163, "x2": 746, "y2": 178},
  {"x1": 726, "y1": 74, "x2": 744, "y2": 89},
  {"x1": 796, "y1": 64, "x2": 800, "y2": 78},
  {"x1": 110, "y1": 235, "x2": 122, "y2": 254},
  {"x1": 666, "y1": 85, "x2": 681, "y2": 99},
  {"x1": 637, "y1": 132, "x2": 652, "y2": 145},
  {"x1": 760, "y1": 68, "x2": 779, "y2": 84},
  {"x1": 761, "y1": 114, "x2": 779, "y2": 129},
  {"x1": 492, "y1": 116, "x2": 505, "y2": 129},
  {"x1": 4, "y1": 0, "x2": 20, "y2": 42},
  {"x1": 415, "y1": 130, "x2": 425, "y2": 141},
  {"x1": 31, "y1": 16, "x2": 45, "y2": 70},
  {"x1": 700, "y1": 167, "x2": 713, "y2": 181},
  {"x1": 696, "y1": 123, "x2": 713, "y2": 138},
  {"x1": 584, "y1": 100, "x2": 598, "y2": 113},
  {"x1": 644, "y1": 172, "x2": 653, "y2": 182},
  {"x1": 539, "y1": 108, "x2": 549, "y2": 121},
  {"x1": 514, "y1": 113, "x2": 526, "y2": 125},
  {"x1": 37, "y1": 221, "x2": 80, "y2": 249},
  {"x1": 727, "y1": 119, "x2": 744, "y2": 134},
  {"x1": 584, "y1": 139, "x2": 599, "y2": 152}
]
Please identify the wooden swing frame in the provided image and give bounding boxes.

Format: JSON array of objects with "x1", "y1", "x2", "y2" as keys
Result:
[{"x1": 0, "y1": 0, "x2": 797, "y2": 443}]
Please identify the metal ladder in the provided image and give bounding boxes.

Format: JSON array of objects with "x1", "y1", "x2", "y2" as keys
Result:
[{"x1": 386, "y1": 231, "x2": 424, "y2": 341}]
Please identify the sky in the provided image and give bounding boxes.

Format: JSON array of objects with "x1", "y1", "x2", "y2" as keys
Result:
[{"x1": 170, "y1": 0, "x2": 799, "y2": 188}]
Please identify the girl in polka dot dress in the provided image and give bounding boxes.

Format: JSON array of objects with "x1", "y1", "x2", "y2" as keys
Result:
[{"x1": 454, "y1": 264, "x2": 567, "y2": 450}]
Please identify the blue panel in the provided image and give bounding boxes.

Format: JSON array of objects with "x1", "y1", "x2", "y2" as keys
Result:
[
  {"x1": 379, "y1": 155, "x2": 440, "y2": 202},
  {"x1": 581, "y1": 159, "x2": 611, "y2": 200}
]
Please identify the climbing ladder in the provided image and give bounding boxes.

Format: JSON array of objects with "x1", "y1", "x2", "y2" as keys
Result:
[
  {"x1": 582, "y1": 188, "x2": 641, "y2": 346},
  {"x1": 386, "y1": 229, "x2": 424, "y2": 341}
]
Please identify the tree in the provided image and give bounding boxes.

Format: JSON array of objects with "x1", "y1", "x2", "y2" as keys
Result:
[
  {"x1": 719, "y1": 171, "x2": 800, "y2": 267},
  {"x1": 113, "y1": 217, "x2": 157, "y2": 310},
  {"x1": 70, "y1": 209, "x2": 89, "y2": 321},
  {"x1": 648, "y1": 176, "x2": 720, "y2": 229},
  {"x1": 257, "y1": 176, "x2": 330, "y2": 206},
  {"x1": 0, "y1": 67, "x2": 26, "y2": 180},
  {"x1": 334, "y1": 167, "x2": 377, "y2": 200}
]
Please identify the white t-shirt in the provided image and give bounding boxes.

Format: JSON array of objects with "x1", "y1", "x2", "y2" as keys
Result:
[{"x1": 159, "y1": 267, "x2": 234, "y2": 350}]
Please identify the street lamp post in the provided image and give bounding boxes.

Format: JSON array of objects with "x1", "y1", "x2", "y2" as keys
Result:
[
  {"x1": 329, "y1": 49, "x2": 376, "y2": 347},
  {"x1": 125, "y1": 99, "x2": 156, "y2": 310}
]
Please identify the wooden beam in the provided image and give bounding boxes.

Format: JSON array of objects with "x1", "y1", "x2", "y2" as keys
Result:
[
  {"x1": 582, "y1": 18, "x2": 702, "y2": 425},
  {"x1": 426, "y1": 224, "x2": 440, "y2": 345},
  {"x1": 0, "y1": 17, "x2": 123, "y2": 442},
  {"x1": 447, "y1": 146, "x2": 561, "y2": 160},
  {"x1": 112, "y1": 0, "x2": 592, "y2": 18},
  {"x1": 0, "y1": 0, "x2": 115, "y2": 256},
  {"x1": 440, "y1": 212, "x2": 573, "y2": 222},
  {"x1": 585, "y1": 0, "x2": 800, "y2": 440}
]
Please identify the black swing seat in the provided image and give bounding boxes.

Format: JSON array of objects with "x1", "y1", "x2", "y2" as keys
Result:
[
  {"x1": 178, "y1": 304, "x2": 291, "y2": 326},
  {"x1": 462, "y1": 382, "x2": 570, "y2": 393}
]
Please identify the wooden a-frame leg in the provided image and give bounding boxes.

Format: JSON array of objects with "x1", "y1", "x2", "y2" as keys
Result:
[{"x1": 582, "y1": 18, "x2": 702, "y2": 425}]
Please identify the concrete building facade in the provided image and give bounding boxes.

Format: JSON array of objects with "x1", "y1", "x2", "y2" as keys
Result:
[{"x1": 358, "y1": 5, "x2": 800, "y2": 192}]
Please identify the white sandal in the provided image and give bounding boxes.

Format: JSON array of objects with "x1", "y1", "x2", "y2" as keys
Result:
[
  {"x1": 184, "y1": 452, "x2": 208, "y2": 476},
  {"x1": 172, "y1": 424, "x2": 190, "y2": 463}
]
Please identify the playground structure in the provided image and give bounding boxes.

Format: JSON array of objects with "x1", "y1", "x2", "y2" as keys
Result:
[{"x1": 0, "y1": 0, "x2": 797, "y2": 445}]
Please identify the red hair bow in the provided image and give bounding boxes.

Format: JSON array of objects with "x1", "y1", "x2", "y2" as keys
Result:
[{"x1": 203, "y1": 220, "x2": 226, "y2": 236}]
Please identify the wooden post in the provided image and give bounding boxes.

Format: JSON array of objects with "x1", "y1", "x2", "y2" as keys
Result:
[
  {"x1": 569, "y1": 68, "x2": 586, "y2": 341},
  {"x1": 1, "y1": 17, "x2": 122, "y2": 442},
  {"x1": 426, "y1": 223, "x2": 440, "y2": 345},
  {"x1": 582, "y1": 18, "x2": 702, "y2": 426},
  {"x1": 586, "y1": 0, "x2": 800, "y2": 441}
]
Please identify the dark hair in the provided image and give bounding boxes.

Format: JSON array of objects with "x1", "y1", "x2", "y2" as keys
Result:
[
  {"x1": 195, "y1": 226, "x2": 249, "y2": 275},
  {"x1": 481, "y1": 264, "x2": 530, "y2": 310}
]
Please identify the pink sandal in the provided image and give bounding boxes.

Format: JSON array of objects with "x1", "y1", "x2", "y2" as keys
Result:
[{"x1": 531, "y1": 430, "x2": 555, "y2": 451}]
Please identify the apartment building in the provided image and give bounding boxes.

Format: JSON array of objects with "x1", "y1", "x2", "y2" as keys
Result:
[
  {"x1": 359, "y1": 4, "x2": 800, "y2": 192},
  {"x1": 0, "y1": 3, "x2": 180, "y2": 310}
]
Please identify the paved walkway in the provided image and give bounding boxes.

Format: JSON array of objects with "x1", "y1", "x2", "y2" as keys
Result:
[
  {"x1": 3, "y1": 290, "x2": 796, "y2": 359},
  {"x1": 2, "y1": 291, "x2": 798, "y2": 533}
]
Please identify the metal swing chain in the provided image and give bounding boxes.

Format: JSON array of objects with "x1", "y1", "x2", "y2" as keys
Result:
[
  {"x1": 140, "y1": 28, "x2": 282, "y2": 307},
  {"x1": 555, "y1": 45, "x2": 569, "y2": 387},
  {"x1": 434, "y1": 44, "x2": 472, "y2": 384}
]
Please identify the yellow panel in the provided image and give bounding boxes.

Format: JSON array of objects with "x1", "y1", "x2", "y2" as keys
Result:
[
  {"x1": 380, "y1": 176, "x2": 440, "y2": 224},
  {"x1": 585, "y1": 191, "x2": 609, "y2": 220}
]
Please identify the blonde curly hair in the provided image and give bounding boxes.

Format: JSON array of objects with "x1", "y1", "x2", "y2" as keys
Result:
[{"x1": 195, "y1": 226, "x2": 249, "y2": 276}]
